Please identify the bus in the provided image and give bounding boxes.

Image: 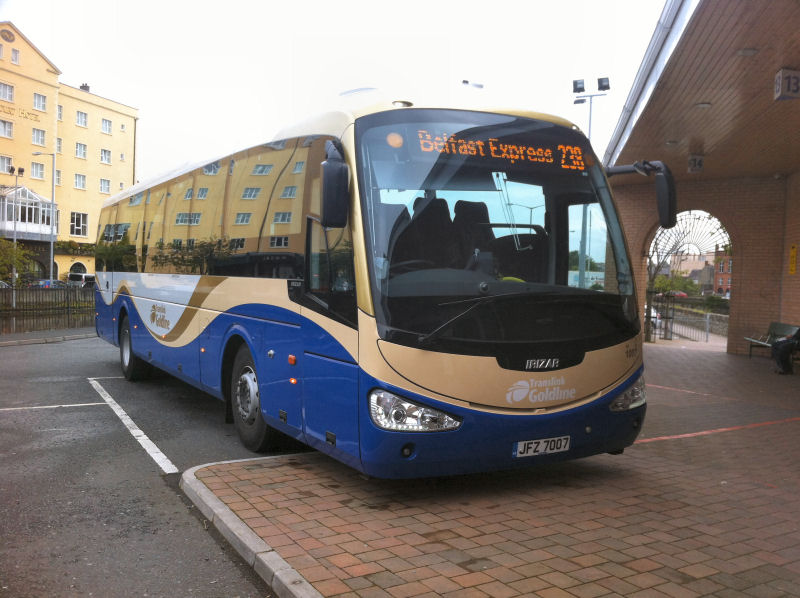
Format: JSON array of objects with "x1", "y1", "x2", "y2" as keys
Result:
[{"x1": 95, "y1": 96, "x2": 675, "y2": 479}]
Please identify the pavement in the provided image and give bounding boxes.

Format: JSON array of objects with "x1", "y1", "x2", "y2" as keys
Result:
[
  {"x1": 7, "y1": 327, "x2": 799, "y2": 597},
  {"x1": 0, "y1": 325, "x2": 97, "y2": 347}
]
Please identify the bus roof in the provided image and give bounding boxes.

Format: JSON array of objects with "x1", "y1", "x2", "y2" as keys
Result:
[{"x1": 104, "y1": 93, "x2": 580, "y2": 209}]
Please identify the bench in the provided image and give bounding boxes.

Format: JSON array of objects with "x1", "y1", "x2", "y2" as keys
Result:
[{"x1": 744, "y1": 322, "x2": 799, "y2": 358}]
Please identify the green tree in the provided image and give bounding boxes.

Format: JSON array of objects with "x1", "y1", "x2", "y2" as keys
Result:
[
  {"x1": 0, "y1": 239, "x2": 35, "y2": 285},
  {"x1": 568, "y1": 250, "x2": 604, "y2": 272}
]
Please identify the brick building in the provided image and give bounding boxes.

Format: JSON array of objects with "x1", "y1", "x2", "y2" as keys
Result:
[{"x1": 604, "y1": 0, "x2": 800, "y2": 355}]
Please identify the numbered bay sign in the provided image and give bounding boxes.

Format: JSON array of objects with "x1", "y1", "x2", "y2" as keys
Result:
[{"x1": 774, "y1": 68, "x2": 800, "y2": 100}]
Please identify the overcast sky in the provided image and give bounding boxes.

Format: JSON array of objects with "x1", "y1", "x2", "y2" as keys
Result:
[{"x1": 1, "y1": 0, "x2": 665, "y2": 182}]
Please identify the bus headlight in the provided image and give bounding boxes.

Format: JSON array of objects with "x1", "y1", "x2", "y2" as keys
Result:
[
  {"x1": 369, "y1": 390, "x2": 461, "y2": 432},
  {"x1": 609, "y1": 375, "x2": 646, "y2": 411}
]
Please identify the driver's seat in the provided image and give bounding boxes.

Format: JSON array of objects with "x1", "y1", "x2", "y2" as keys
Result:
[{"x1": 392, "y1": 197, "x2": 459, "y2": 269}]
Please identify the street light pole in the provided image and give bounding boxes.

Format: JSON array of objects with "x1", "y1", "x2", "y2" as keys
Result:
[
  {"x1": 572, "y1": 78, "x2": 609, "y2": 289},
  {"x1": 7, "y1": 165, "x2": 23, "y2": 305},
  {"x1": 33, "y1": 151, "x2": 56, "y2": 285}
]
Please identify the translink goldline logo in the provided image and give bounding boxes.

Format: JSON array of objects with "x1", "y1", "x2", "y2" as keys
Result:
[
  {"x1": 506, "y1": 376, "x2": 577, "y2": 404},
  {"x1": 150, "y1": 304, "x2": 171, "y2": 329}
]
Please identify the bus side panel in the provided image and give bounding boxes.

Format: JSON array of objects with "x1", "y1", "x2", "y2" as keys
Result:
[
  {"x1": 95, "y1": 273, "x2": 116, "y2": 345},
  {"x1": 302, "y1": 352, "x2": 360, "y2": 468},
  {"x1": 356, "y1": 369, "x2": 646, "y2": 479}
]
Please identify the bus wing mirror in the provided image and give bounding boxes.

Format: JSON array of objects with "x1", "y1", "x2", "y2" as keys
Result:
[
  {"x1": 652, "y1": 161, "x2": 677, "y2": 229},
  {"x1": 321, "y1": 140, "x2": 349, "y2": 228},
  {"x1": 606, "y1": 160, "x2": 676, "y2": 229}
]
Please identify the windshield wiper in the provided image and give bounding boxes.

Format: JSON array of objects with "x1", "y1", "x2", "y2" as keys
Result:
[{"x1": 418, "y1": 290, "x2": 537, "y2": 346}]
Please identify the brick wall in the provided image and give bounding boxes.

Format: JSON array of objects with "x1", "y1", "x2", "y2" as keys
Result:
[
  {"x1": 612, "y1": 176, "x2": 787, "y2": 355},
  {"x1": 782, "y1": 173, "x2": 800, "y2": 324}
]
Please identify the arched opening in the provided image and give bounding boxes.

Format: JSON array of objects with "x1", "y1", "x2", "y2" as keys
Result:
[
  {"x1": 70, "y1": 262, "x2": 87, "y2": 274},
  {"x1": 644, "y1": 210, "x2": 731, "y2": 344}
]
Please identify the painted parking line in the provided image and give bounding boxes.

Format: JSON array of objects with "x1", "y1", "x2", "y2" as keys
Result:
[
  {"x1": 0, "y1": 403, "x2": 106, "y2": 412},
  {"x1": 637, "y1": 416, "x2": 800, "y2": 443},
  {"x1": 88, "y1": 377, "x2": 179, "y2": 474}
]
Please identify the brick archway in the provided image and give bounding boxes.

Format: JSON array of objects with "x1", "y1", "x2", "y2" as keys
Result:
[{"x1": 613, "y1": 177, "x2": 786, "y2": 354}]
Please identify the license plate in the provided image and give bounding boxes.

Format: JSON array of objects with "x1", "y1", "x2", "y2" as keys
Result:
[{"x1": 515, "y1": 435, "x2": 571, "y2": 457}]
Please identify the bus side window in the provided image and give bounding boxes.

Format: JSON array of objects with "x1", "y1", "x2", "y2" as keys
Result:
[{"x1": 305, "y1": 217, "x2": 356, "y2": 327}]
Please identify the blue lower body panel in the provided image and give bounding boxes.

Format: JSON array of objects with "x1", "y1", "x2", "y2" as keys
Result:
[{"x1": 356, "y1": 369, "x2": 645, "y2": 479}]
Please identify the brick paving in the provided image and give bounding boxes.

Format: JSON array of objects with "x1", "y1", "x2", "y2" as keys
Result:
[{"x1": 191, "y1": 343, "x2": 800, "y2": 597}]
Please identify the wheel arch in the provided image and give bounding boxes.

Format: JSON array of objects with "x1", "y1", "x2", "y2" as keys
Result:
[{"x1": 220, "y1": 333, "x2": 248, "y2": 423}]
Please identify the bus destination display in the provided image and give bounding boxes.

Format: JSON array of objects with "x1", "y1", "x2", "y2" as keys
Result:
[{"x1": 414, "y1": 129, "x2": 586, "y2": 171}]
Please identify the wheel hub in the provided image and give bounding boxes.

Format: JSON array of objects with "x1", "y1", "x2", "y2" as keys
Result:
[{"x1": 235, "y1": 367, "x2": 259, "y2": 423}]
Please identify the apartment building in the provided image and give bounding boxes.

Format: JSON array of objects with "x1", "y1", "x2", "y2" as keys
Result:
[{"x1": 0, "y1": 21, "x2": 137, "y2": 280}]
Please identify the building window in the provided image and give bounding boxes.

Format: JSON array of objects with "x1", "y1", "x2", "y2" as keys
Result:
[
  {"x1": 203, "y1": 161, "x2": 220, "y2": 175},
  {"x1": 229, "y1": 238, "x2": 245, "y2": 251},
  {"x1": 172, "y1": 239, "x2": 183, "y2": 249},
  {"x1": 70, "y1": 212, "x2": 88, "y2": 237},
  {"x1": 242, "y1": 187, "x2": 261, "y2": 199},
  {"x1": 33, "y1": 93, "x2": 46, "y2": 111},
  {"x1": 728, "y1": 259, "x2": 733, "y2": 273},
  {"x1": 76, "y1": 111, "x2": 88, "y2": 127},
  {"x1": 74, "y1": 173, "x2": 86, "y2": 189},
  {"x1": 252, "y1": 164, "x2": 273, "y2": 175},
  {"x1": 234, "y1": 212, "x2": 252, "y2": 225},
  {"x1": 184, "y1": 188, "x2": 193, "y2": 200},
  {"x1": 186, "y1": 238, "x2": 196, "y2": 250},
  {"x1": 128, "y1": 192, "x2": 144, "y2": 206},
  {"x1": 57, "y1": 105, "x2": 62, "y2": 120},
  {"x1": 0, "y1": 82, "x2": 13, "y2": 102},
  {"x1": 175, "y1": 212, "x2": 201, "y2": 225},
  {"x1": 280, "y1": 185, "x2": 297, "y2": 199},
  {"x1": 31, "y1": 162, "x2": 45, "y2": 179},
  {"x1": 273, "y1": 211, "x2": 292, "y2": 223},
  {"x1": 0, "y1": 119, "x2": 11, "y2": 138},
  {"x1": 120, "y1": 153, "x2": 125, "y2": 162},
  {"x1": 0, "y1": 155, "x2": 12, "y2": 173},
  {"x1": 100, "y1": 179, "x2": 110, "y2": 194},
  {"x1": 270, "y1": 236, "x2": 289, "y2": 248},
  {"x1": 55, "y1": 170, "x2": 61, "y2": 185},
  {"x1": 292, "y1": 161, "x2": 305, "y2": 174},
  {"x1": 11, "y1": 49, "x2": 19, "y2": 64},
  {"x1": 196, "y1": 187, "x2": 208, "y2": 199},
  {"x1": 75, "y1": 142, "x2": 87, "y2": 159},
  {"x1": 100, "y1": 149, "x2": 111, "y2": 164},
  {"x1": 56, "y1": 138, "x2": 62, "y2": 153},
  {"x1": 32, "y1": 128, "x2": 45, "y2": 146},
  {"x1": 101, "y1": 118, "x2": 112, "y2": 134}
]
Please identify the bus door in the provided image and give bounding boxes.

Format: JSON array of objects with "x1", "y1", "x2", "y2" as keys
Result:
[{"x1": 300, "y1": 217, "x2": 360, "y2": 467}]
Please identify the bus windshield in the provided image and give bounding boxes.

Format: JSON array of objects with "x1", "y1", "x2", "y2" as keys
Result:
[{"x1": 356, "y1": 109, "x2": 639, "y2": 356}]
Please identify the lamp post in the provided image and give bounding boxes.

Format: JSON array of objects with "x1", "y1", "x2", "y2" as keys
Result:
[
  {"x1": 572, "y1": 77, "x2": 610, "y2": 140},
  {"x1": 572, "y1": 78, "x2": 609, "y2": 288},
  {"x1": 7, "y1": 165, "x2": 23, "y2": 305},
  {"x1": 32, "y1": 151, "x2": 56, "y2": 286}
]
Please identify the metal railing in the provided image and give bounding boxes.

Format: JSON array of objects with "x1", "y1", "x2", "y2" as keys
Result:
[{"x1": 0, "y1": 287, "x2": 95, "y2": 334}]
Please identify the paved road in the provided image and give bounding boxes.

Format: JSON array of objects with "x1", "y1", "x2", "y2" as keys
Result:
[{"x1": 0, "y1": 336, "x2": 275, "y2": 597}]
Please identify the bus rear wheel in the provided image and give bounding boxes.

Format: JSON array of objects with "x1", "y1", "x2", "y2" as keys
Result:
[
  {"x1": 120, "y1": 315, "x2": 150, "y2": 381},
  {"x1": 231, "y1": 345, "x2": 275, "y2": 452}
]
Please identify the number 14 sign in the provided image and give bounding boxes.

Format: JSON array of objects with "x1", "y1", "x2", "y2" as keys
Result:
[{"x1": 774, "y1": 68, "x2": 800, "y2": 100}]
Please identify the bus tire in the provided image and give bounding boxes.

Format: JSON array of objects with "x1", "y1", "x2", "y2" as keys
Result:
[
  {"x1": 231, "y1": 345, "x2": 274, "y2": 452},
  {"x1": 119, "y1": 315, "x2": 150, "y2": 381}
]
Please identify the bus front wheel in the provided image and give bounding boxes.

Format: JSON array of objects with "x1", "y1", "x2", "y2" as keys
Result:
[
  {"x1": 120, "y1": 315, "x2": 150, "y2": 381},
  {"x1": 231, "y1": 345, "x2": 275, "y2": 452}
]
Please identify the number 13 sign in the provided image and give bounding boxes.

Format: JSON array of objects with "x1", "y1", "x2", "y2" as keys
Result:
[{"x1": 774, "y1": 68, "x2": 800, "y2": 100}]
